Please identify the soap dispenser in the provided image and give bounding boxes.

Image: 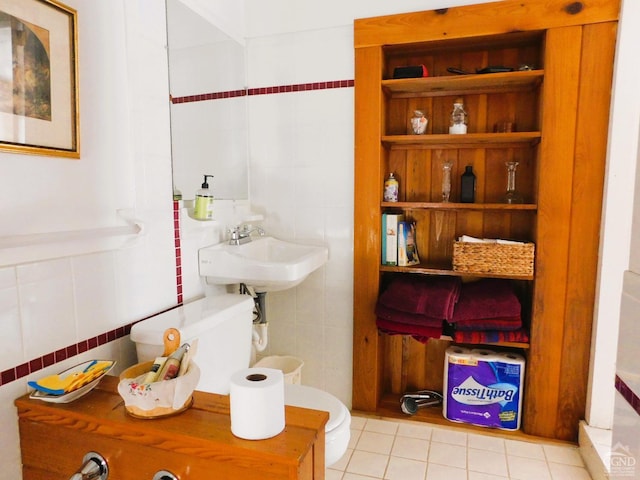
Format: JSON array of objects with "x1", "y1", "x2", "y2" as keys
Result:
[{"x1": 193, "y1": 174, "x2": 214, "y2": 220}]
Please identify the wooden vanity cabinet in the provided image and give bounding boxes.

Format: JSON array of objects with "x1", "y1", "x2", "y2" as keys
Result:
[
  {"x1": 352, "y1": 0, "x2": 620, "y2": 441},
  {"x1": 16, "y1": 376, "x2": 327, "y2": 480}
]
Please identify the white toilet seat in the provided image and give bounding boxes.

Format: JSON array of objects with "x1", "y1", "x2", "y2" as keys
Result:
[{"x1": 284, "y1": 384, "x2": 351, "y2": 467}]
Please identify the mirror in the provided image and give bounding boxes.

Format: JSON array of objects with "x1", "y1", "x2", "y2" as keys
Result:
[{"x1": 166, "y1": 0, "x2": 248, "y2": 201}]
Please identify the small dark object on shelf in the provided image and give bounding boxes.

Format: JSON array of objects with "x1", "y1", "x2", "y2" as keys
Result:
[
  {"x1": 447, "y1": 67, "x2": 470, "y2": 75},
  {"x1": 476, "y1": 66, "x2": 514, "y2": 74},
  {"x1": 400, "y1": 390, "x2": 443, "y2": 415},
  {"x1": 393, "y1": 65, "x2": 429, "y2": 79}
]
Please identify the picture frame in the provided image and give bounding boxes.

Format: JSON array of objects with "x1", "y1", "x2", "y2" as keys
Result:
[{"x1": 0, "y1": 0, "x2": 79, "y2": 158}]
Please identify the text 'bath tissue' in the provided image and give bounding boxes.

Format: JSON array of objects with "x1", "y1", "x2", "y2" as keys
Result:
[{"x1": 230, "y1": 367, "x2": 285, "y2": 440}]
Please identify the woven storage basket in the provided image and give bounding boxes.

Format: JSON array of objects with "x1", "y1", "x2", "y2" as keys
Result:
[
  {"x1": 452, "y1": 241, "x2": 535, "y2": 276},
  {"x1": 118, "y1": 360, "x2": 200, "y2": 418}
]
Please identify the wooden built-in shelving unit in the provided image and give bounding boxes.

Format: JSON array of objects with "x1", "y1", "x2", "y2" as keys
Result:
[{"x1": 353, "y1": 0, "x2": 620, "y2": 441}]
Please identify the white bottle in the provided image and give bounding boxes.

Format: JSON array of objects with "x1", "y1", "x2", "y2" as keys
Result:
[
  {"x1": 449, "y1": 98, "x2": 468, "y2": 134},
  {"x1": 193, "y1": 175, "x2": 214, "y2": 220}
]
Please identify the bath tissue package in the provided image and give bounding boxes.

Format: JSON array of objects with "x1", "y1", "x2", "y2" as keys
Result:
[
  {"x1": 230, "y1": 367, "x2": 285, "y2": 440},
  {"x1": 443, "y1": 346, "x2": 525, "y2": 430}
]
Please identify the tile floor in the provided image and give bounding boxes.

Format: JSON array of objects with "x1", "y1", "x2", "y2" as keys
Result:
[{"x1": 327, "y1": 415, "x2": 592, "y2": 480}]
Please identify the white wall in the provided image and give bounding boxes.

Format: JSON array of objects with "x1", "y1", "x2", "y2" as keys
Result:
[{"x1": 0, "y1": 1, "x2": 175, "y2": 478}]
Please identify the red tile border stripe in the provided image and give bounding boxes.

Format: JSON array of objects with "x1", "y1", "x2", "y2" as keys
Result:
[
  {"x1": 171, "y1": 79, "x2": 354, "y2": 104},
  {"x1": 174, "y1": 200, "x2": 184, "y2": 305},
  {"x1": 616, "y1": 374, "x2": 640, "y2": 417},
  {"x1": 0, "y1": 307, "x2": 182, "y2": 388}
]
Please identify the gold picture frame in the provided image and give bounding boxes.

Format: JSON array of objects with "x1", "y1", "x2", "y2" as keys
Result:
[{"x1": 0, "y1": 0, "x2": 79, "y2": 158}]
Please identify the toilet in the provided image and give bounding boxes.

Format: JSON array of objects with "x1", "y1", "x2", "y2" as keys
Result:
[{"x1": 130, "y1": 294, "x2": 351, "y2": 467}]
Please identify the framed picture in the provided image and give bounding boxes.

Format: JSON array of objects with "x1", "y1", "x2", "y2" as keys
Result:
[{"x1": 0, "y1": 0, "x2": 79, "y2": 158}]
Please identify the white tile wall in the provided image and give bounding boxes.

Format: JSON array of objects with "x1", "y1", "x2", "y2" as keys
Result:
[
  {"x1": 248, "y1": 82, "x2": 354, "y2": 404},
  {"x1": 0, "y1": 268, "x2": 22, "y2": 372},
  {"x1": 18, "y1": 259, "x2": 77, "y2": 360}
]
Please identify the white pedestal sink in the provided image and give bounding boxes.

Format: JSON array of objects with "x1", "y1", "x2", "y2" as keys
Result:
[{"x1": 198, "y1": 237, "x2": 328, "y2": 292}]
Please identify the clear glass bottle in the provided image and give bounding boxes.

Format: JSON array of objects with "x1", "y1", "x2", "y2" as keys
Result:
[
  {"x1": 449, "y1": 98, "x2": 468, "y2": 134},
  {"x1": 410, "y1": 110, "x2": 428, "y2": 134},
  {"x1": 442, "y1": 161, "x2": 453, "y2": 202},
  {"x1": 504, "y1": 161, "x2": 524, "y2": 204}
]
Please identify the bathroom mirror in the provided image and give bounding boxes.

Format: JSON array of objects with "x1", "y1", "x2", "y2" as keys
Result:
[{"x1": 166, "y1": 0, "x2": 248, "y2": 200}]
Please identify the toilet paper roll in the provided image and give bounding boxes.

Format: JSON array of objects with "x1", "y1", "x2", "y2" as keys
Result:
[
  {"x1": 230, "y1": 367, "x2": 285, "y2": 440},
  {"x1": 470, "y1": 348, "x2": 504, "y2": 363}
]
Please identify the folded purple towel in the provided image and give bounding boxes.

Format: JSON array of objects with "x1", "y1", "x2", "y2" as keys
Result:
[
  {"x1": 451, "y1": 279, "x2": 521, "y2": 322},
  {"x1": 378, "y1": 276, "x2": 461, "y2": 320},
  {"x1": 375, "y1": 303, "x2": 443, "y2": 327},
  {"x1": 453, "y1": 315, "x2": 522, "y2": 331},
  {"x1": 376, "y1": 317, "x2": 443, "y2": 344}
]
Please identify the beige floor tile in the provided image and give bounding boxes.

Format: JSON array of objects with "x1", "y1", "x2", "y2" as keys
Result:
[
  {"x1": 325, "y1": 468, "x2": 344, "y2": 480},
  {"x1": 468, "y1": 448, "x2": 508, "y2": 477},
  {"x1": 431, "y1": 426, "x2": 467, "y2": 446},
  {"x1": 543, "y1": 444, "x2": 584, "y2": 466},
  {"x1": 397, "y1": 422, "x2": 433, "y2": 440},
  {"x1": 384, "y1": 456, "x2": 428, "y2": 480},
  {"x1": 364, "y1": 418, "x2": 400, "y2": 435},
  {"x1": 391, "y1": 435, "x2": 430, "y2": 462},
  {"x1": 343, "y1": 473, "x2": 379, "y2": 480},
  {"x1": 505, "y1": 439, "x2": 547, "y2": 460},
  {"x1": 331, "y1": 448, "x2": 353, "y2": 471},
  {"x1": 508, "y1": 454, "x2": 552, "y2": 480},
  {"x1": 428, "y1": 441, "x2": 467, "y2": 469},
  {"x1": 347, "y1": 450, "x2": 389, "y2": 478},
  {"x1": 348, "y1": 429, "x2": 362, "y2": 449},
  {"x1": 356, "y1": 431, "x2": 395, "y2": 455},
  {"x1": 547, "y1": 462, "x2": 593, "y2": 480},
  {"x1": 425, "y1": 463, "x2": 467, "y2": 480},
  {"x1": 350, "y1": 415, "x2": 367, "y2": 431},
  {"x1": 468, "y1": 472, "x2": 509, "y2": 480},
  {"x1": 468, "y1": 432, "x2": 506, "y2": 453}
]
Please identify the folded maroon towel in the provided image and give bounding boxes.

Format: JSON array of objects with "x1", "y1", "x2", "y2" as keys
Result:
[
  {"x1": 376, "y1": 317, "x2": 443, "y2": 343},
  {"x1": 378, "y1": 276, "x2": 461, "y2": 320},
  {"x1": 453, "y1": 328, "x2": 529, "y2": 344},
  {"x1": 374, "y1": 303, "x2": 443, "y2": 327},
  {"x1": 451, "y1": 279, "x2": 521, "y2": 322},
  {"x1": 453, "y1": 315, "x2": 522, "y2": 331}
]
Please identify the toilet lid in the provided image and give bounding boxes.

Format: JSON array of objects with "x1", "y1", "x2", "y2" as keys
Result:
[{"x1": 284, "y1": 384, "x2": 347, "y2": 433}]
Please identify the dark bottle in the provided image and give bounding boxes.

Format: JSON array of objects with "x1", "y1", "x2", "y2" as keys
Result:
[{"x1": 460, "y1": 165, "x2": 476, "y2": 203}]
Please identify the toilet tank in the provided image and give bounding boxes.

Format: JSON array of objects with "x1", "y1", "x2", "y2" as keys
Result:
[{"x1": 130, "y1": 294, "x2": 254, "y2": 394}]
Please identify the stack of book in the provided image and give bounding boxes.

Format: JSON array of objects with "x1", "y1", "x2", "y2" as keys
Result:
[{"x1": 381, "y1": 213, "x2": 420, "y2": 266}]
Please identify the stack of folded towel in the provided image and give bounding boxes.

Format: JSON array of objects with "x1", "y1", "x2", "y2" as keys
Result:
[
  {"x1": 448, "y1": 278, "x2": 529, "y2": 343},
  {"x1": 375, "y1": 276, "x2": 461, "y2": 342},
  {"x1": 375, "y1": 277, "x2": 529, "y2": 344}
]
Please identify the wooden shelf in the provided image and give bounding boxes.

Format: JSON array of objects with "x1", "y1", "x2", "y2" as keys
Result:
[
  {"x1": 380, "y1": 263, "x2": 534, "y2": 281},
  {"x1": 381, "y1": 202, "x2": 537, "y2": 211},
  {"x1": 365, "y1": 393, "x2": 566, "y2": 443},
  {"x1": 382, "y1": 132, "x2": 541, "y2": 149},
  {"x1": 382, "y1": 70, "x2": 544, "y2": 98}
]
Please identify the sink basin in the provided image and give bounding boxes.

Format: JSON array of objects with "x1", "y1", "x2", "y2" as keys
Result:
[{"x1": 198, "y1": 237, "x2": 328, "y2": 292}]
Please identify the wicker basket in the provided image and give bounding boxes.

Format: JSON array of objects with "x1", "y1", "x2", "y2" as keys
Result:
[
  {"x1": 452, "y1": 241, "x2": 535, "y2": 276},
  {"x1": 117, "y1": 360, "x2": 200, "y2": 419}
]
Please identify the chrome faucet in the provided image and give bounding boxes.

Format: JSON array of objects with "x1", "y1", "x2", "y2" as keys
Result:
[{"x1": 228, "y1": 225, "x2": 265, "y2": 245}]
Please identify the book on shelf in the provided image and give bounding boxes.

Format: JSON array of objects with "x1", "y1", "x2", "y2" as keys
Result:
[
  {"x1": 381, "y1": 213, "x2": 404, "y2": 265},
  {"x1": 398, "y1": 221, "x2": 420, "y2": 266}
]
